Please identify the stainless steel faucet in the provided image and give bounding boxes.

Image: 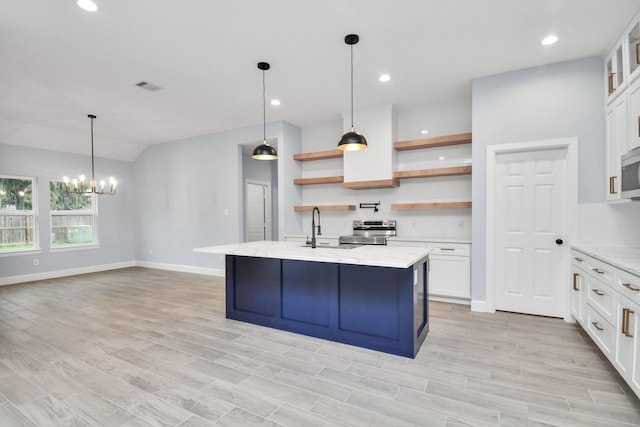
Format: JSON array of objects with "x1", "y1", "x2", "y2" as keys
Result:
[{"x1": 311, "y1": 207, "x2": 321, "y2": 248}]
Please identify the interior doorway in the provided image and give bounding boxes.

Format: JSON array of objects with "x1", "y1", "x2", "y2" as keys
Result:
[
  {"x1": 486, "y1": 138, "x2": 577, "y2": 320},
  {"x1": 245, "y1": 180, "x2": 272, "y2": 242}
]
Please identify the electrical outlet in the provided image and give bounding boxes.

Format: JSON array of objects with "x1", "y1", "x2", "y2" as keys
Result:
[
  {"x1": 149, "y1": 250, "x2": 153, "y2": 256},
  {"x1": 33, "y1": 258, "x2": 39, "y2": 266}
]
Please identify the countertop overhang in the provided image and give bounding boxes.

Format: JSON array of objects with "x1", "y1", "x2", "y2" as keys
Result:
[{"x1": 195, "y1": 240, "x2": 431, "y2": 269}]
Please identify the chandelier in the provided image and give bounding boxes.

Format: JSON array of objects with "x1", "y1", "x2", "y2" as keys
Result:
[{"x1": 63, "y1": 114, "x2": 117, "y2": 195}]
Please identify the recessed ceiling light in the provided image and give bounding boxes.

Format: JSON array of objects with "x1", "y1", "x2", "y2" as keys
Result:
[
  {"x1": 77, "y1": 0, "x2": 98, "y2": 12},
  {"x1": 270, "y1": 99, "x2": 280, "y2": 106},
  {"x1": 379, "y1": 74, "x2": 391, "y2": 82},
  {"x1": 541, "y1": 35, "x2": 558, "y2": 46},
  {"x1": 421, "y1": 129, "x2": 429, "y2": 135}
]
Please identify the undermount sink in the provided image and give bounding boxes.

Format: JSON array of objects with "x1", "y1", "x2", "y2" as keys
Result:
[{"x1": 300, "y1": 243, "x2": 361, "y2": 249}]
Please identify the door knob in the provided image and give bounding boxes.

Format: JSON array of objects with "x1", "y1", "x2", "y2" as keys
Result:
[{"x1": 555, "y1": 239, "x2": 563, "y2": 245}]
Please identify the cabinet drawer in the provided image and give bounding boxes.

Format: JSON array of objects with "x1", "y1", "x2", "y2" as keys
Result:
[
  {"x1": 617, "y1": 270, "x2": 640, "y2": 304},
  {"x1": 586, "y1": 305, "x2": 614, "y2": 357},
  {"x1": 571, "y1": 251, "x2": 587, "y2": 269},
  {"x1": 586, "y1": 276, "x2": 615, "y2": 325},
  {"x1": 426, "y1": 242, "x2": 470, "y2": 256},
  {"x1": 585, "y1": 257, "x2": 615, "y2": 287}
]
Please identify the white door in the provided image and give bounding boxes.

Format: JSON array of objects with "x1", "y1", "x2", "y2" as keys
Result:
[
  {"x1": 493, "y1": 147, "x2": 568, "y2": 317},
  {"x1": 245, "y1": 181, "x2": 271, "y2": 242}
]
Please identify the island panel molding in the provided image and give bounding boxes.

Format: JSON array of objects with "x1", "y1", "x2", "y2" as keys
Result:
[
  {"x1": 391, "y1": 201, "x2": 472, "y2": 210},
  {"x1": 393, "y1": 132, "x2": 472, "y2": 151},
  {"x1": 293, "y1": 176, "x2": 344, "y2": 185},
  {"x1": 394, "y1": 165, "x2": 472, "y2": 179},
  {"x1": 293, "y1": 205, "x2": 356, "y2": 212},
  {"x1": 293, "y1": 149, "x2": 344, "y2": 161}
]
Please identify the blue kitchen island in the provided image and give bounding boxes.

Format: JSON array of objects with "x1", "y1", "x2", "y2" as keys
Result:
[{"x1": 195, "y1": 241, "x2": 430, "y2": 357}]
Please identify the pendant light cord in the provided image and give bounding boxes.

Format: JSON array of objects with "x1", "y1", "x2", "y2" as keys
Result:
[
  {"x1": 90, "y1": 116, "x2": 95, "y2": 182},
  {"x1": 350, "y1": 43, "x2": 354, "y2": 130},
  {"x1": 263, "y1": 69, "x2": 266, "y2": 142}
]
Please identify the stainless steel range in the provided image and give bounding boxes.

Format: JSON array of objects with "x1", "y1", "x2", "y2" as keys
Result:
[{"x1": 339, "y1": 219, "x2": 396, "y2": 246}]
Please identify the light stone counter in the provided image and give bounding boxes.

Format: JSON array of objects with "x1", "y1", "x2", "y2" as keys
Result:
[
  {"x1": 571, "y1": 245, "x2": 640, "y2": 277},
  {"x1": 195, "y1": 240, "x2": 431, "y2": 269}
]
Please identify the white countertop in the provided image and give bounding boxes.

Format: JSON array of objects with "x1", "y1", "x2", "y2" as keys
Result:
[
  {"x1": 571, "y1": 245, "x2": 640, "y2": 277},
  {"x1": 195, "y1": 240, "x2": 431, "y2": 269}
]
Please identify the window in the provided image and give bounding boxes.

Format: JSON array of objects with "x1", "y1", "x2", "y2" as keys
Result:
[
  {"x1": 0, "y1": 176, "x2": 38, "y2": 253},
  {"x1": 50, "y1": 181, "x2": 97, "y2": 248}
]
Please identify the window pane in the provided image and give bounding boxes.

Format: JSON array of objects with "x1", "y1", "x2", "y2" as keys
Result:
[
  {"x1": 0, "y1": 177, "x2": 36, "y2": 251},
  {"x1": 50, "y1": 181, "x2": 95, "y2": 247}
]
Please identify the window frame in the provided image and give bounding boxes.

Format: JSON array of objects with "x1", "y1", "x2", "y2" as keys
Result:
[
  {"x1": 49, "y1": 180, "x2": 99, "y2": 252},
  {"x1": 0, "y1": 174, "x2": 39, "y2": 256}
]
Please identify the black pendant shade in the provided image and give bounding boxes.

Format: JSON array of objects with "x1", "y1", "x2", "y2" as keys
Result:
[
  {"x1": 338, "y1": 130, "x2": 367, "y2": 151},
  {"x1": 338, "y1": 34, "x2": 367, "y2": 151},
  {"x1": 252, "y1": 61, "x2": 278, "y2": 160}
]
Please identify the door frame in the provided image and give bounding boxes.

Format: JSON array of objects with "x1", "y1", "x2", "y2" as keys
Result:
[
  {"x1": 485, "y1": 137, "x2": 578, "y2": 321},
  {"x1": 245, "y1": 179, "x2": 272, "y2": 242}
]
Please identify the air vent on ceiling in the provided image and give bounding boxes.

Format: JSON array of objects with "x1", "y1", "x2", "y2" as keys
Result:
[{"x1": 135, "y1": 81, "x2": 162, "y2": 91}]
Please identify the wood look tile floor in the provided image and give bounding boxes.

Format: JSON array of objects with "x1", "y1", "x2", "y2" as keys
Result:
[{"x1": 0, "y1": 268, "x2": 638, "y2": 427}]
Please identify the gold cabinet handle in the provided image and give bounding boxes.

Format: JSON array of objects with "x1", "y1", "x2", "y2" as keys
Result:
[
  {"x1": 622, "y1": 283, "x2": 640, "y2": 292},
  {"x1": 573, "y1": 273, "x2": 579, "y2": 291},
  {"x1": 636, "y1": 42, "x2": 640, "y2": 65},
  {"x1": 592, "y1": 321, "x2": 604, "y2": 331},
  {"x1": 574, "y1": 257, "x2": 583, "y2": 262},
  {"x1": 592, "y1": 268, "x2": 605, "y2": 275},
  {"x1": 609, "y1": 73, "x2": 616, "y2": 94},
  {"x1": 637, "y1": 116, "x2": 640, "y2": 139},
  {"x1": 609, "y1": 176, "x2": 617, "y2": 194},
  {"x1": 440, "y1": 248, "x2": 455, "y2": 251},
  {"x1": 591, "y1": 288, "x2": 605, "y2": 296},
  {"x1": 622, "y1": 308, "x2": 635, "y2": 338}
]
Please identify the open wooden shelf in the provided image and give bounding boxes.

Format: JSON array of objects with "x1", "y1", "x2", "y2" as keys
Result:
[
  {"x1": 293, "y1": 149, "x2": 343, "y2": 162},
  {"x1": 394, "y1": 165, "x2": 472, "y2": 180},
  {"x1": 391, "y1": 201, "x2": 472, "y2": 210},
  {"x1": 293, "y1": 176, "x2": 343, "y2": 185},
  {"x1": 394, "y1": 132, "x2": 472, "y2": 151},
  {"x1": 294, "y1": 205, "x2": 356, "y2": 212},
  {"x1": 342, "y1": 178, "x2": 400, "y2": 190}
]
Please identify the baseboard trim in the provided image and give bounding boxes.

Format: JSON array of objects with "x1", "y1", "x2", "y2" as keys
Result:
[
  {"x1": 471, "y1": 299, "x2": 494, "y2": 313},
  {"x1": 135, "y1": 261, "x2": 225, "y2": 277},
  {"x1": 0, "y1": 261, "x2": 136, "y2": 286},
  {"x1": 429, "y1": 295, "x2": 471, "y2": 306}
]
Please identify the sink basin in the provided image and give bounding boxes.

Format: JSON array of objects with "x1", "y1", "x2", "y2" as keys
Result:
[{"x1": 300, "y1": 243, "x2": 361, "y2": 249}]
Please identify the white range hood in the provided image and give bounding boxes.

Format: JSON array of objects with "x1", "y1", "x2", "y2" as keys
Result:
[{"x1": 342, "y1": 104, "x2": 399, "y2": 189}]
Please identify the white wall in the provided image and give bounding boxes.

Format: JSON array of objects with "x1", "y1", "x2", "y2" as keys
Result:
[
  {"x1": 134, "y1": 121, "x2": 301, "y2": 273},
  {"x1": 298, "y1": 101, "x2": 472, "y2": 239},
  {"x1": 470, "y1": 56, "x2": 640, "y2": 304},
  {"x1": 0, "y1": 143, "x2": 136, "y2": 281}
]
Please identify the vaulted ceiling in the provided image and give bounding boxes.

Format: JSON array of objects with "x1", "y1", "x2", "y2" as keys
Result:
[{"x1": 1, "y1": 0, "x2": 639, "y2": 160}]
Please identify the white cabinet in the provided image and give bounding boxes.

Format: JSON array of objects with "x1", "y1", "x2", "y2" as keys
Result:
[
  {"x1": 571, "y1": 248, "x2": 640, "y2": 398},
  {"x1": 606, "y1": 37, "x2": 627, "y2": 104},
  {"x1": 628, "y1": 79, "x2": 640, "y2": 152},
  {"x1": 388, "y1": 239, "x2": 471, "y2": 303},
  {"x1": 606, "y1": 94, "x2": 628, "y2": 201},
  {"x1": 626, "y1": 17, "x2": 640, "y2": 84}
]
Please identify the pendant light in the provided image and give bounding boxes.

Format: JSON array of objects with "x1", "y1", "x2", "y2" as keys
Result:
[
  {"x1": 62, "y1": 115, "x2": 117, "y2": 195},
  {"x1": 252, "y1": 62, "x2": 278, "y2": 160},
  {"x1": 338, "y1": 34, "x2": 367, "y2": 151}
]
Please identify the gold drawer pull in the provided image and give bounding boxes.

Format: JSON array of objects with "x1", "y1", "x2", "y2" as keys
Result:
[
  {"x1": 592, "y1": 321, "x2": 604, "y2": 331},
  {"x1": 609, "y1": 176, "x2": 617, "y2": 194},
  {"x1": 573, "y1": 273, "x2": 579, "y2": 291},
  {"x1": 637, "y1": 42, "x2": 640, "y2": 65},
  {"x1": 622, "y1": 283, "x2": 640, "y2": 292},
  {"x1": 622, "y1": 308, "x2": 635, "y2": 338},
  {"x1": 573, "y1": 257, "x2": 583, "y2": 262},
  {"x1": 440, "y1": 248, "x2": 455, "y2": 251},
  {"x1": 591, "y1": 289, "x2": 605, "y2": 296},
  {"x1": 592, "y1": 268, "x2": 605, "y2": 275},
  {"x1": 638, "y1": 116, "x2": 640, "y2": 139}
]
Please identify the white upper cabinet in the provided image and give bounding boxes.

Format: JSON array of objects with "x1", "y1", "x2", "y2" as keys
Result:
[
  {"x1": 626, "y1": 18, "x2": 640, "y2": 84},
  {"x1": 606, "y1": 37, "x2": 627, "y2": 104},
  {"x1": 629, "y1": 79, "x2": 640, "y2": 152},
  {"x1": 606, "y1": 94, "x2": 628, "y2": 201}
]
